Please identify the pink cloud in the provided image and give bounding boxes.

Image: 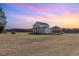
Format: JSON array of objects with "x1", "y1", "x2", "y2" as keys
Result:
[
  {"x1": 7, "y1": 12, "x2": 79, "y2": 29},
  {"x1": 8, "y1": 3, "x2": 78, "y2": 16},
  {"x1": 6, "y1": 4, "x2": 79, "y2": 28},
  {"x1": 8, "y1": 3, "x2": 51, "y2": 13},
  {"x1": 9, "y1": 13, "x2": 47, "y2": 23}
]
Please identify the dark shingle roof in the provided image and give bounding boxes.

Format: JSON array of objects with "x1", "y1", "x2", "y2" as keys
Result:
[
  {"x1": 36, "y1": 22, "x2": 49, "y2": 26},
  {"x1": 51, "y1": 26, "x2": 62, "y2": 30}
]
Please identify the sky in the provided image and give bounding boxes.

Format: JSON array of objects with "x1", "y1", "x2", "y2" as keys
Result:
[{"x1": 0, "y1": 3, "x2": 79, "y2": 29}]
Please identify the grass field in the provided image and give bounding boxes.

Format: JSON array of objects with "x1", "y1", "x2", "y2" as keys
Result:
[{"x1": 0, "y1": 33, "x2": 79, "y2": 56}]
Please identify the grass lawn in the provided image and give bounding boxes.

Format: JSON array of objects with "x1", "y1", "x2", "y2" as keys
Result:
[{"x1": 0, "y1": 33, "x2": 79, "y2": 56}]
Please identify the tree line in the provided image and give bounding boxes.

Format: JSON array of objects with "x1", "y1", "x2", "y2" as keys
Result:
[
  {"x1": 5, "y1": 28, "x2": 79, "y2": 33},
  {"x1": 62, "y1": 28, "x2": 79, "y2": 33}
]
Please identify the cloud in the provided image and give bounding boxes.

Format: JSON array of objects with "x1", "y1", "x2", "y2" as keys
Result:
[
  {"x1": 5, "y1": 4, "x2": 79, "y2": 28},
  {"x1": 8, "y1": 12, "x2": 79, "y2": 28}
]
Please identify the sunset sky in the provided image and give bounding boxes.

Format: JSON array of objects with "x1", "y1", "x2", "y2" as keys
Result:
[{"x1": 0, "y1": 3, "x2": 79, "y2": 29}]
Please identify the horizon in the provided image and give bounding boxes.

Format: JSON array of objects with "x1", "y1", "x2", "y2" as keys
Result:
[{"x1": 1, "y1": 3, "x2": 79, "y2": 29}]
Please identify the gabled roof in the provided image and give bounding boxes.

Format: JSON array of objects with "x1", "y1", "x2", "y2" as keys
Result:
[
  {"x1": 35, "y1": 21, "x2": 49, "y2": 26},
  {"x1": 51, "y1": 26, "x2": 62, "y2": 30}
]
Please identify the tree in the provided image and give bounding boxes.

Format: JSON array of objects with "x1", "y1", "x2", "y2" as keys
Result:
[{"x1": 0, "y1": 7, "x2": 7, "y2": 33}]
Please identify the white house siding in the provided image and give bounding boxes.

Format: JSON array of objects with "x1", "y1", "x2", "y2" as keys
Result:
[
  {"x1": 40, "y1": 25, "x2": 49, "y2": 28},
  {"x1": 45, "y1": 28, "x2": 50, "y2": 34},
  {"x1": 33, "y1": 29, "x2": 40, "y2": 34},
  {"x1": 33, "y1": 23, "x2": 40, "y2": 29},
  {"x1": 33, "y1": 22, "x2": 50, "y2": 34},
  {"x1": 40, "y1": 28, "x2": 46, "y2": 34},
  {"x1": 33, "y1": 28, "x2": 48, "y2": 34}
]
